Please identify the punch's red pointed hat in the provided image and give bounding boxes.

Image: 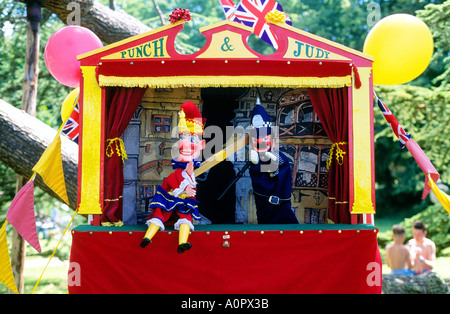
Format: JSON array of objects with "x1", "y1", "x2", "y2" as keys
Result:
[{"x1": 178, "y1": 101, "x2": 205, "y2": 135}]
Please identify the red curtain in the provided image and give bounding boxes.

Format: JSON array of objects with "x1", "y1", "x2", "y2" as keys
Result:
[
  {"x1": 308, "y1": 88, "x2": 350, "y2": 224},
  {"x1": 102, "y1": 87, "x2": 146, "y2": 224}
]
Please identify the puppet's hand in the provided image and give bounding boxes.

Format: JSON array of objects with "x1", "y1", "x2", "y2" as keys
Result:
[
  {"x1": 250, "y1": 150, "x2": 259, "y2": 164},
  {"x1": 185, "y1": 185, "x2": 196, "y2": 197},
  {"x1": 265, "y1": 152, "x2": 278, "y2": 162},
  {"x1": 185, "y1": 160, "x2": 194, "y2": 176}
]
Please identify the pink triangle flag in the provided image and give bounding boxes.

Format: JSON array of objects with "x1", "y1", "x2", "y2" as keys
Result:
[
  {"x1": 405, "y1": 139, "x2": 440, "y2": 200},
  {"x1": 6, "y1": 180, "x2": 41, "y2": 253}
]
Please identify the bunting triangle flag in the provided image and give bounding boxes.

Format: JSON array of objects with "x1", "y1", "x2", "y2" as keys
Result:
[
  {"x1": 32, "y1": 135, "x2": 69, "y2": 205},
  {"x1": 0, "y1": 222, "x2": 19, "y2": 294},
  {"x1": 428, "y1": 175, "x2": 450, "y2": 214},
  {"x1": 6, "y1": 180, "x2": 41, "y2": 253},
  {"x1": 405, "y1": 139, "x2": 439, "y2": 200}
]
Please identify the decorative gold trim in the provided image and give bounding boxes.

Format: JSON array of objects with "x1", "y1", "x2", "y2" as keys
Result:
[{"x1": 98, "y1": 75, "x2": 352, "y2": 89}]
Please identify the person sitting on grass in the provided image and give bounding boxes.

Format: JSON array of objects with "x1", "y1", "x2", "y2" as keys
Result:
[
  {"x1": 385, "y1": 224, "x2": 415, "y2": 275},
  {"x1": 408, "y1": 220, "x2": 436, "y2": 274}
]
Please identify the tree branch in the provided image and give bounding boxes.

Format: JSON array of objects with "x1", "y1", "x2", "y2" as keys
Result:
[
  {"x1": 151, "y1": 0, "x2": 166, "y2": 26},
  {"x1": 16, "y1": 0, "x2": 151, "y2": 43},
  {"x1": 0, "y1": 99, "x2": 78, "y2": 209}
]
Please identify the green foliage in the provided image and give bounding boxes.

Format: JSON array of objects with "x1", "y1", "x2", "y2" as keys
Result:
[
  {"x1": 0, "y1": 1, "x2": 71, "y2": 220},
  {"x1": 404, "y1": 205, "x2": 450, "y2": 256},
  {"x1": 374, "y1": 85, "x2": 450, "y2": 178},
  {"x1": 374, "y1": 85, "x2": 450, "y2": 209},
  {"x1": 0, "y1": 0, "x2": 448, "y2": 227},
  {"x1": 0, "y1": 1, "x2": 69, "y2": 126},
  {"x1": 373, "y1": 0, "x2": 450, "y2": 218},
  {"x1": 417, "y1": 1, "x2": 450, "y2": 88},
  {"x1": 378, "y1": 204, "x2": 450, "y2": 256}
]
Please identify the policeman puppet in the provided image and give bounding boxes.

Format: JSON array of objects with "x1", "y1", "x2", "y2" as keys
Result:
[{"x1": 249, "y1": 102, "x2": 299, "y2": 224}]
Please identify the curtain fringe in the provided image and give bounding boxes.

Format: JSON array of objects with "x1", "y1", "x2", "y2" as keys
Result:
[{"x1": 98, "y1": 75, "x2": 352, "y2": 89}]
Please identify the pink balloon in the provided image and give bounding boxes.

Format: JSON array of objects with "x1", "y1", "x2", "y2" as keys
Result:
[{"x1": 45, "y1": 26, "x2": 103, "y2": 87}]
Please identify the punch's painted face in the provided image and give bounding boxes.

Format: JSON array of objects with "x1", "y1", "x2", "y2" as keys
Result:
[
  {"x1": 252, "y1": 135, "x2": 272, "y2": 153},
  {"x1": 177, "y1": 133, "x2": 205, "y2": 162}
]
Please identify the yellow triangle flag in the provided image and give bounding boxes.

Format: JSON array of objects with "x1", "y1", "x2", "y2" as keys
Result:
[
  {"x1": 0, "y1": 221, "x2": 19, "y2": 294},
  {"x1": 428, "y1": 175, "x2": 450, "y2": 214},
  {"x1": 32, "y1": 135, "x2": 69, "y2": 205}
]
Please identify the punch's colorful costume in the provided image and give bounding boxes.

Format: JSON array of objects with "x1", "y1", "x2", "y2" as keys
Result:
[
  {"x1": 148, "y1": 162, "x2": 201, "y2": 232},
  {"x1": 249, "y1": 103, "x2": 298, "y2": 224},
  {"x1": 141, "y1": 102, "x2": 205, "y2": 253}
]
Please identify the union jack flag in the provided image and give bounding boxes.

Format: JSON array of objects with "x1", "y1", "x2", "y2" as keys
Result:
[
  {"x1": 219, "y1": 0, "x2": 239, "y2": 21},
  {"x1": 374, "y1": 92, "x2": 411, "y2": 148},
  {"x1": 219, "y1": 0, "x2": 291, "y2": 49},
  {"x1": 62, "y1": 102, "x2": 79, "y2": 144}
]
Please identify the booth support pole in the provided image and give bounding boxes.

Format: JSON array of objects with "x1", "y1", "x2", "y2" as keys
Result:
[
  {"x1": 77, "y1": 66, "x2": 103, "y2": 217},
  {"x1": 350, "y1": 67, "x2": 375, "y2": 216}
]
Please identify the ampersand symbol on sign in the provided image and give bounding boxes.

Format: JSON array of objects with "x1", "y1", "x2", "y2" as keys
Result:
[{"x1": 221, "y1": 37, "x2": 235, "y2": 52}]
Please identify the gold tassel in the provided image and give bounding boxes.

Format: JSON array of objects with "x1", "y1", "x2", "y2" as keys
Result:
[
  {"x1": 106, "y1": 137, "x2": 128, "y2": 163},
  {"x1": 326, "y1": 141, "x2": 347, "y2": 170}
]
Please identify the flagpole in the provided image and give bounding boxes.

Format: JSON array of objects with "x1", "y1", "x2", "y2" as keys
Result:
[{"x1": 31, "y1": 210, "x2": 77, "y2": 294}]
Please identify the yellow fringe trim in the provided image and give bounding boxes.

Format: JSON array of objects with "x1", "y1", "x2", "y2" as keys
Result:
[
  {"x1": 326, "y1": 141, "x2": 347, "y2": 170},
  {"x1": 104, "y1": 195, "x2": 123, "y2": 202},
  {"x1": 328, "y1": 197, "x2": 349, "y2": 205},
  {"x1": 99, "y1": 75, "x2": 351, "y2": 89},
  {"x1": 101, "y1": 221, "x2": 124, "y2": 227},
  {"x1": 106, "y1": 137, "x2": 127, "y2": 163}
]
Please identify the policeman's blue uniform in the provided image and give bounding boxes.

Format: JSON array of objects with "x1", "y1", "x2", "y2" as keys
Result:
[
  {"x1": 249, "y1": 104, "x2": 299, "y2": 224},
  {"x1": 249, "y1": 151, "x2": 298, "y2": 224}
]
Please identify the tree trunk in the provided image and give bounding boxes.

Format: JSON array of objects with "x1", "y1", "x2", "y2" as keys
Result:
[
  {"x1": 2, "y1": 0, "x2": 154, "y2": 209},
  {"x1": 10, "y1": 1, "x2": 42, "y2": 294},
  {"x1": 0, "y1": 100, "x2": 79, "y2": 209},
  {"x1": 9, "y1": 177, "x2": 27, "y2": 294}
]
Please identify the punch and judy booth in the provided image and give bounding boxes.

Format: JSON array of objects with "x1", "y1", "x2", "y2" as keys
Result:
[{"x1": 70, "y1": 19, "x2": 381, "y2": 293}]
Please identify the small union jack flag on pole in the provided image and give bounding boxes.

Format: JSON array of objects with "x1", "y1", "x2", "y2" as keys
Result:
[
  {"x1": 62, "y1": 102, "x2": 80, "y2": 144},
  {"x1": 219, "y1": 0, "x2": 291, "y2": 49},
  {"x1": 219, "y1": 0, "x2": 239, "y2": 21},
  {"x1": 374, "y1": 91, "x2": 411, "y2": 148}
]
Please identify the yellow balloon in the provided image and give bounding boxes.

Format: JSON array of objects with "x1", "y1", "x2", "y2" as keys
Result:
[
  {"x1": 61, "y1": 87, "x2": 79, "y2": 122},
  {"x1": 363, "y1": 14, "x2": 433, "y2": 85}
]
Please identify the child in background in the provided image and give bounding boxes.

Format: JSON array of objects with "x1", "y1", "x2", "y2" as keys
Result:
[
  {"x1": 408, "y1": 220, "x2": 436, "y2": 274},
  {"x1": 385, "y1": 225, "x2": 415, "y2": 275}
]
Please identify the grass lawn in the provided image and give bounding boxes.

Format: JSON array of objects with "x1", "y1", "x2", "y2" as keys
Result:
[
  {"x1": 376, "y1": 214, "x2": 450, "y2": 279},
  {"x1": 0, "y1": 215, "x2": 448, "y2": 294},
  {"x1": 0, "y1": 256, "x2": 69, "y2": 294},
  {"x1": 383, "y1": 256, "x2": 450, "y2": 278}
]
